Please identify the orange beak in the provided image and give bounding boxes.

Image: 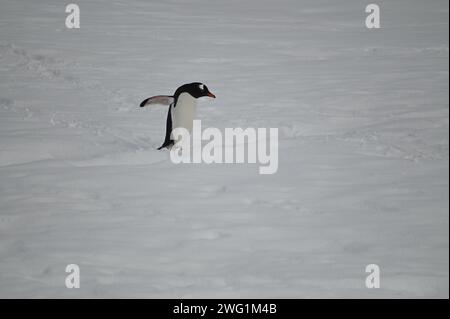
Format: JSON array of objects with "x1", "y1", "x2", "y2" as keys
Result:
[{"x1": 207, "y1": 92, "x2": 216, "y2": 98}]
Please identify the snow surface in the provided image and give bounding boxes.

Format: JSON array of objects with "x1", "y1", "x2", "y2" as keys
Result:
[{"x1": 0, "y1": 0, "x2": 448, "y2": 298}]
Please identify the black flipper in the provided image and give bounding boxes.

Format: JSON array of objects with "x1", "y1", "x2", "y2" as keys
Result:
[
  {"x1": 140, "y1": 99, "x2": 150, "y2": 107},
  {"x1": 157, "y1": 104, "x2": 174, "y2": 150},
  {"x1": 140, "y1": 95, "x2": 174, "y2": 107}
]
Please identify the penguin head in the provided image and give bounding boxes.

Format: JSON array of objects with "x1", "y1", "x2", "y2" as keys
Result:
[{"x1": 175, "y1": 82, "x2": 216, "y2": 100}]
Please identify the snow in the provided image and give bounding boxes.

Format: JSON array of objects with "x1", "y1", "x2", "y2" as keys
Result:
[{"x1": 0, "y1": 0, "x2": 448, "y2": 298}]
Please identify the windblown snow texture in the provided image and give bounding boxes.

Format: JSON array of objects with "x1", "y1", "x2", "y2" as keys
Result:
[{"x1": 0, "y1": 0, "x2": 448, "y2": 297}]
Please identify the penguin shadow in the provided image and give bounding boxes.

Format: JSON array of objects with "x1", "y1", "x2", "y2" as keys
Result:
[{"x1": 194, "y1": 185, "x2": 228, "y2": 199}]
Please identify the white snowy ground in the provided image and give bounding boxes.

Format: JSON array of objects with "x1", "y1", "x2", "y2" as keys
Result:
[{"x1": 0, "y1": 0, "x2": 448, "y2": 298}]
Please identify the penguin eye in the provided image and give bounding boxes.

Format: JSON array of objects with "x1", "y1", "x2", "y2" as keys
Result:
[{"x1": 199, "y1": 84, "x2": 204, "y2": 91}]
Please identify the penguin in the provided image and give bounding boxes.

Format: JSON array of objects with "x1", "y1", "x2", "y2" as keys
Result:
[{"x1": 140, "y1": 82, "x2": 216, "y2": 150}]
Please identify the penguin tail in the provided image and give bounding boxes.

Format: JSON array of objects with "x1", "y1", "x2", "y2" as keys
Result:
[{"x1": 157, "y1": 140, "x2": 174, "y2": 150}]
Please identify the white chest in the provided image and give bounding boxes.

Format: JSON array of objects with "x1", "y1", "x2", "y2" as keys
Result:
[{"x1": 171, "y1": 92, "x2": 197, "y2": 133}]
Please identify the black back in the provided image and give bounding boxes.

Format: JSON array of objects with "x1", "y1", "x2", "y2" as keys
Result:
[{"x1": 157, "y1": 104, "x2": 174, "y2": 150}]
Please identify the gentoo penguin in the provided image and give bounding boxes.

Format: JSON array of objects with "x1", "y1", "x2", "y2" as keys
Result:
[{"x1": 140, "y1": 82, "x2": 216, "y2": 150}]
